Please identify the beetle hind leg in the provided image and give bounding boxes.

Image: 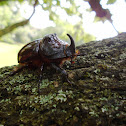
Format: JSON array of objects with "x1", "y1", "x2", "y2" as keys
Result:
[
  {"x1": 0, "y1": 65, "x2": 27, "y2": 83},
  {"x1": 11, "y1": 64, "x2": 27, "y2": 76}
]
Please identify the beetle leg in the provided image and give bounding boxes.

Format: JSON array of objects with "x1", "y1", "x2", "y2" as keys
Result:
[
  {"x1": 51, "y1": 63, "x2": 72, "y2": 84},
  {"x1": 0, "y1": 65, "x2": 27, "y2": 83},
  {"x1": 38, "y1": 63, "x2": 44, "y2": 94},
  {"x1": 11, "y1": 65, "x2": 27, "y2": 76}
]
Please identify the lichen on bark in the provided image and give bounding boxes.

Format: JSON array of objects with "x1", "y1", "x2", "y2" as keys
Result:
[{"x1": 0, "y1": 33, "x2": 126, "y2": 126}]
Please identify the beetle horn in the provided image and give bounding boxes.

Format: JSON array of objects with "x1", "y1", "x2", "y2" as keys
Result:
[{"x1": 67, "y1": 34, "x2": 75, "y2": 54}]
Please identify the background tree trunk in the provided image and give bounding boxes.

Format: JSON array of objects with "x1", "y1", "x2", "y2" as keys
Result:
[{"x1": 0, "y1": 33, "x2": 126, "y2": 126}]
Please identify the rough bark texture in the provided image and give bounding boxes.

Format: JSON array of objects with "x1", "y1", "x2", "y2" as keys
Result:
[{"x1": 0, "y1": 33, "x2": 126, "y2": 126}]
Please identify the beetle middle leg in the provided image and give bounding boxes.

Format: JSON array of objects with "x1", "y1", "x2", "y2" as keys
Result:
[
  {"x1": 38, "y1": 63, "x2": 44, "y2": 94},
  {"x1": 51, "y1": 63, "x2": 72, "y2": 84}
]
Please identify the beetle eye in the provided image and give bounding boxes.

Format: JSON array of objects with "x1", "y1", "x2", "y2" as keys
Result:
[{"x1": 47, "y1": 37, "x2": 51, "y2": 42}]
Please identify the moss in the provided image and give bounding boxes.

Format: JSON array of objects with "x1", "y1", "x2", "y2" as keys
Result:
[{"x1": 0, "y1": 33, "x2": 126, "y2": 125}]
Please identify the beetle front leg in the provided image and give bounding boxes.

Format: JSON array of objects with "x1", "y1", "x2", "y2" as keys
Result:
[
  {"x1": 51, "y1": 63, "x2": 72, "y2": 84},
  {"x1": 38, "y1": 63, "x2": 44, "y2": 94}
]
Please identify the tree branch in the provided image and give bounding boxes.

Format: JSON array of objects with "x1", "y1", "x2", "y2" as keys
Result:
[
  {"x1": 28, "y1": 0, "x2": 38, "y2": 20},
  {"x1": 0, "y1": 0, "x2": 38, "y2": 38},
  {"x1": 0, "y1": 19, "x2": 29, "y2": 38},
  {"x1": 0, "y1": 33, "x2": 126, "y2": 125}
]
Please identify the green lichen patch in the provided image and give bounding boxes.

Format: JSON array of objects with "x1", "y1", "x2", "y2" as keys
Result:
[{"x1": 0, "y1": 65, "x2": 125, "y2": 125}]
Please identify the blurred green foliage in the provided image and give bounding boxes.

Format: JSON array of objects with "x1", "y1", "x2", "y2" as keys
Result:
[
  {"x1": 0, "y1": 0, "x2": 95, "y2": 44},
  {"x1": 107, "y1": 0, "x2": 117, "y2": 4}
]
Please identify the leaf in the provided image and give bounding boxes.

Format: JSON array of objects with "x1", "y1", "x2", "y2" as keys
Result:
[
  {"x1": 56, "y1": 0, "x2": 60, "y2": 6},
  {"x1": 0, "y1": 0, "x2": 9, "y2": 6},
  {"x1": 107, "y1": 0, "x2": 117, "y2": 4},
  {"x1": 18, "y1": 0, "x2": 24, "y2": 3},
  {"x1": 94, "y1": 16, "x2": 102, "y2": 23}
]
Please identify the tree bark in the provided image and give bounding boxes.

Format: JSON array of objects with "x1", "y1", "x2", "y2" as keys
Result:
[{"x1": 0, "y1": 33, "x2": 126, "y2": 126}]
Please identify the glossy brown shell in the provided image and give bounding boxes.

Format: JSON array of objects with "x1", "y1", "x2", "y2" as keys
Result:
[
  {"x1": 18, "y1": 34, "x2": 69, "y2": 66},
  {"x1": 18, "y1": 40, "x2": 40, "y2": 63}
]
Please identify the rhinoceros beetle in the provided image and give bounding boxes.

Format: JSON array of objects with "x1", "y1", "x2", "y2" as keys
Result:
[{"x1": 1, "y1": 33, "x2": 78, "y2": 93}]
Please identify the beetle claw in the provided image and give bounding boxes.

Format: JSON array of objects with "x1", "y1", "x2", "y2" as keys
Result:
[
  {"x1": 65, "y1": 77, "x2": 73, "y2": 85},
  {"x1": 38, "y1": 88, "x2": 41, "y2": 94}
]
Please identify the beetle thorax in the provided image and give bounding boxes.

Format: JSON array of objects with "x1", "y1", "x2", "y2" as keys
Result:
[{"x1": 42, "y1": 33, "x2": 69, "y2": 47}]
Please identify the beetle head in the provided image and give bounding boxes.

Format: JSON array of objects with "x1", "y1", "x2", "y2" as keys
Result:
[
  {"x1": 42, "y1": 33, "x2": 68, "y2": 46},
  {"x1": 40, "y1": 33, "x2": 76, "y2": 62}
]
